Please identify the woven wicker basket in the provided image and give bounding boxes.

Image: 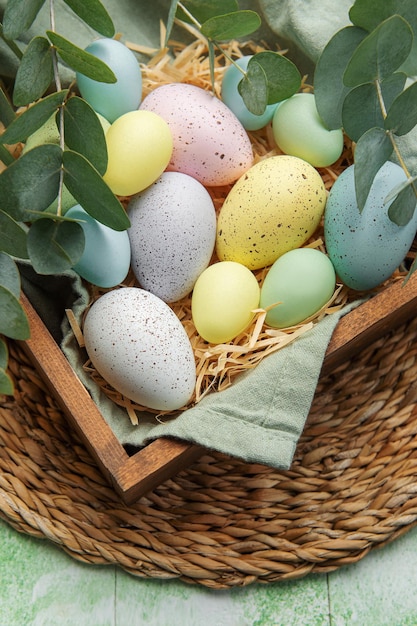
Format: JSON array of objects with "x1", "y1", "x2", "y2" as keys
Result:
[{"x1": 2, "y1": 311, "x2": 417, "y2": 589}]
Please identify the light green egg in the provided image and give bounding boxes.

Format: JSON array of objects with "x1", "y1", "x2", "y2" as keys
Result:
[
  {"x1": 272, "y1": 93, "x2": 344, "y2": 167},
  {"x1": 260, "y1": 248, "x2": 336, "y2": 328}
]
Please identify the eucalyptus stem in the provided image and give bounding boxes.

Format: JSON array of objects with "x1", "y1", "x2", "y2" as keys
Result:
[
  {"x1": 49, "y1": 0, "x2": 65, "y2": 217},
  {"x1": 375, "y1": 76, "x2": 417, "y2": 200}
]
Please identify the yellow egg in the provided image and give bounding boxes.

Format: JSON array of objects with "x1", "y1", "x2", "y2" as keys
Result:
[
  {"x1": 216, "y1": 155, "x2": 327, "y2": 270},
  {"x1": 191, "y1": 261, "x2": 260, "y2": 344},
  {"x1": 103, "y1": 110, "x2": 173, "y2": 196}
]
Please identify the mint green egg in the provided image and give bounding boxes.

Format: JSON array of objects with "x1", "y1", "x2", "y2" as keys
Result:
[
  {"x1": 272, "y1": 93, "x2": 343, "y2": 167},
  {"x1": 260, "y1": 248, "x2": 336, "y2": 328},
  {"x1": 66, "y1": 205, "x2": 131, "y2": 288}
]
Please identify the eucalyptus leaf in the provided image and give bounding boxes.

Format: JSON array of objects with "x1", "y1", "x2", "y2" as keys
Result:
[
  {"x1": 177, "y1": 0, "x2": 238, "y2": 25},
  {"x1": 200, "y1": 11, "x2": 261, "y2": 41},
  {"x1": 62, "y1": 0, "x2": 115, "y2": 38},
  {"x1": 353, "y1": 127, "x2": 393, "y2": 210},
  {"x1": 314, "y1": 26, "x2": 367, "y2": 130},
  {"x1": 63, "y1": 150, "x2": 130, "y2": 231},
  {"x1": 0, "y1": 211, "x2": 28, "y2": 259},
  {"x1": 0, "y1": 251, "x2": 22, "y2": 298},
  {"x1": 343, "y1": 16, "x2": 413, "y2": 87},
  {"x1": 384, "y1": 174, "x2": 417, "y2": 205},
  {"x1": 63, "y1": 96, "x2": 107, "y2": 175},
  {"x1": 0, "y1": 286, "x2": 30, "y2": 340},
  {"x1": 0, "y1": 145, "x2": 15, "y2": 166},
  {"x1": 387, "y1": 180, "x2": 417, "y2": 225},
  {"x1": 384, "y1": 82, "x2": 417, "y2": 136},
  {"x1": 0, "y1": 88, "x2": 16, "y2": 127},
  {"x1": 13, "y1": 36, "x2": 54, "y2": 107},
  {"x1": 46, "y1": 32, "x2": 117, "y2": 83},
  {"x1": 0, "y1": 339, "x2": 9, "y2": 370},
  {"x1": 165, "y1": 0, "x2": 180, "y2": 46},
  {"x1": 349, "y1": 0, "x2": 399, "y2": 31},
  {"x1": 2, "y1": 0, "x2": 46, "y2": 40},
  {"x1": 27, "y1": 218, "x2": 85, "y2": 274},
  {"x1": 342, "y1": 83, "x2": 383, "y2": 142},
  {"x1": 0, "y1": 366, "x2": 14, "y2": 396},
  {"x1": 248, "y1": 51, "x2": 301, "y2": 105},
  {"x1": 1, "y1": 90, "x2": 68, "y2": 145},
  {"x1": 238, "y1": 61, "x2": 268, "y2": 116},
  {"x1": 0, "y1": 144, "x2": 62, "y2": 220}
]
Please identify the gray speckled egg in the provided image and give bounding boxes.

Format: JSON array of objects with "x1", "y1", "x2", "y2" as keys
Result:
[
  {"x1": 139, "y1": 83, "x2": 253, "y2": 186},
  {"x1": 128, "y1": 172, "x2": 216, "y2": 303},
  {"x1": 83, "y1": 287, "x2": 196, "y2": 411},
  {"x1": 324, "y1": 162, "x2": 417, "y2": 291}
]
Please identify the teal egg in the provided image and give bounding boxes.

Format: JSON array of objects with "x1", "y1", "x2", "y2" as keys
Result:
[
  {"x1": 324, "y1": 162, "x2": 417, "y2": 291},
  {"x1": 76, "y1": 38, "x2": 142, "y2": 123},
  {"x1": 272, "y1": 93, "x2": 343, "y2": 167},
  {"x1": 66, "y1": 205, "x2": 131, "y2": 288},
  {"x1": 260, "y1": 248, "x2": 336, "y2": 328},
  {"x1": 221, "y1": 56, "x2": 279, "y2": 131}
]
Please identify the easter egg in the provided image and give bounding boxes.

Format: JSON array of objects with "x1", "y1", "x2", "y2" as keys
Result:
[
  {"x1": 83, "y1": 287, "x2": 196, "y2": 411},
  {"x1": 66, "y1": 205, "x2": 131, "y2": 288},
  {"x1": 272, "y1": 93, "x2": 344, "y2": 167},
  {"x1": 260, "y1": 248, "x2": 336, "y2": 328},
  {"x1": 221, "y1": 56, "x2": 279, "y2": 130},
  {"x1": 103, "y1": 110, "x2": 173, "y2": 196},
  {"x1": 76, "y1": 38, "x2": 142, "y2": 123},
  {"x1": 128, "y1": 172, "x2": 216, "y2": 302},
  {"x1": 324, "y1": 161, "x2": 417, "y2": 291},
  {"x1": 191, "y1": 261, "x2": 260, "y2": 344},
  {"x1": 216, "y1": 155, "x2": 327, "y2": 270},
  {"x1": 139, "y1": 83, "x2": 253, "y2": 186}
]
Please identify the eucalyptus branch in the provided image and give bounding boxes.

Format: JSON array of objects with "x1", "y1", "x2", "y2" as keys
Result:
[
  {"x1": 375, "y1": 77, "x2": 417, "y2": 200},
  {"x1": 49, "y1": 0, "x2": 65, "y2": 216}
]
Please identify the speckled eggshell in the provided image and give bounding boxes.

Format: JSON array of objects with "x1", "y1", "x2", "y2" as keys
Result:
[
  {"x1": 216, "y1": 155, "x2": 327, "y2": 270},
  {"x1": 139, "y1": 83, "x2": 253, "y2": 186},
  {"x1": 83, "y1": 287, "x2": 196, "y2": 411},
  {"x1": 128, "y1": 172, "x2": 216, "y2": 302},
  {"x1": 324, "y1": 161, "x2": 417, "y2": 291}
]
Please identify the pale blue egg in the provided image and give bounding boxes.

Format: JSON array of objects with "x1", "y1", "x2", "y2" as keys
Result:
[
  {"x1": 221, "y1": 56, "x2": 279, "y2": 131},
  {"x1": 76, "y1": 38, "x2": 142, "y2": 123},
  {"x1": 324, "y1": 162, "x2": 417, "y2": 291},
  {"x1": 66, "y1": 205, "x2": 131, "y2": 288}
]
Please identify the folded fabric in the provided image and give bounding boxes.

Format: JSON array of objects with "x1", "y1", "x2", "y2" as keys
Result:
[{"x1": 55, "y1": 268, "x2": 359, "y2": 470}]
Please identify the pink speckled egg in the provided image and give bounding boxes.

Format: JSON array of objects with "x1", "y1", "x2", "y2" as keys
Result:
[{"x1": 139, "y1": 83, "x2": 254, "y2": 186}]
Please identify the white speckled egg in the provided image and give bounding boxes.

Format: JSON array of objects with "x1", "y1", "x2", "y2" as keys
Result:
[
  {"x1": 324, "y1": 161, "x2": 417, "y2": 291},
  {"x1": 83, "y1": 287, "x2": 196, "y2": 411},
  {"x1": 128, "y1": 172, "x2": 216, "y2": 302},
  {"x1": 216, "y1": 155, "x2": 327, "y2": 270},
  {"x1": 139, "y1": 83, "x2": 253, "y2": 186}
]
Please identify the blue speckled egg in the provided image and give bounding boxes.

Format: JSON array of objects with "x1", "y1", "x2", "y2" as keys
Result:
[
  {"x1": 324, "y1": 162, "x2": 417, "y2": 291},
  {"x1": 221, "y1": 56, "x2": 279, "y2": 131},
  {"x1": 66, "y1": 205, "x2": 131, "y2": 288},
  {"x1": 76, "y1": 38, "x2": 142, "y2": 123}
]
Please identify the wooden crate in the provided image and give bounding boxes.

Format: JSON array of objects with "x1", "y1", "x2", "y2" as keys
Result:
[{"x1": 18, "y1": 273, "x2": 417, "y2": 505}]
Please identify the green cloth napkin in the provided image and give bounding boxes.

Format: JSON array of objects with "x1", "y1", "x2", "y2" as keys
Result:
[{"x1": 55, "y1": 268, "x2": 359, "y2": 469}]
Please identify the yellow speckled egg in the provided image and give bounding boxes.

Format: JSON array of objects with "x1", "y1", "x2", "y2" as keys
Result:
[
  {"x1": 191, "y1": 261, "x2": 260, "y2": 344},
  {"x1": 103, "y1": 110, "x2": 173, "y2": 196},
  {"x1": 216, "y1": 155, "x2": 327, "y2": 270}
]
